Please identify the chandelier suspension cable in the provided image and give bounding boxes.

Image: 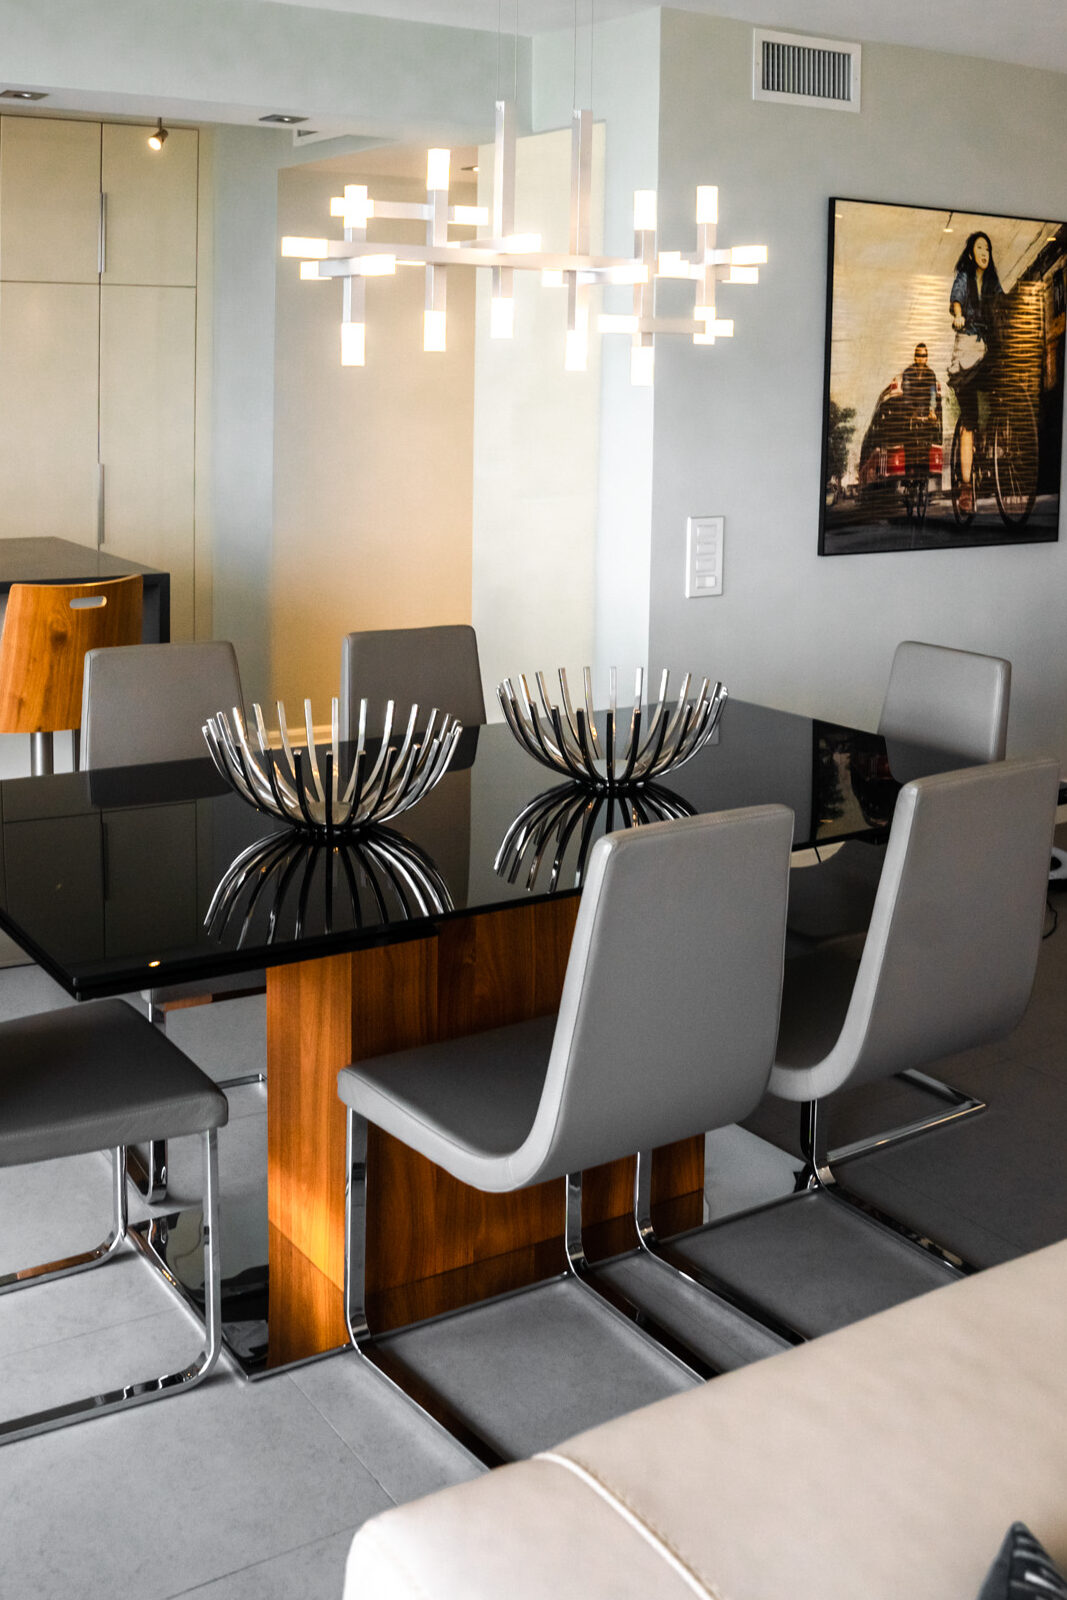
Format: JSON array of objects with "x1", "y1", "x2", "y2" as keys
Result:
[{"x1": 589, "y1": 0, "x2": 595, "y2": 116}]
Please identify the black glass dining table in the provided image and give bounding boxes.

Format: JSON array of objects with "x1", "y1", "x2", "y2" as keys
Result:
[{"x1": 0, "y1": 698, "x2": 954, "y2": 1375}]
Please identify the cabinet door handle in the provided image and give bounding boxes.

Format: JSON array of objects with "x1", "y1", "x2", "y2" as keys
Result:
[
  {"x1": 98, "y1": 191, "x2": 107, "y2": 276},
  {"x1": 97, "y1": 463, "x2": 105, "y2": 548}
]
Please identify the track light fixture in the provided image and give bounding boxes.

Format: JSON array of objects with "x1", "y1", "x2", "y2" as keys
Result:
[{"x1": 147, "y1": 118, "x2": 168, "y2": 152}]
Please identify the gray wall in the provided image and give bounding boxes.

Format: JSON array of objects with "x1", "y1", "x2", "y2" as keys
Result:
[{"x1": 648, "y1": 10, "x2": 1067, "y2": 759}]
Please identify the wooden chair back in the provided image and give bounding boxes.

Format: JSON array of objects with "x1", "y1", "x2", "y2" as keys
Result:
[{"x1": 0, "y1": 576, "x2": 143, "y2": 733}]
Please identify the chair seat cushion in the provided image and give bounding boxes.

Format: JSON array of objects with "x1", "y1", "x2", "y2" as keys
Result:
[
  {"x1": 337, "y1": 1014, "x2": 555, "y2": 1187},
  {"x1": 0, "y1": 998, "x2": 229, "y2": 1167}
]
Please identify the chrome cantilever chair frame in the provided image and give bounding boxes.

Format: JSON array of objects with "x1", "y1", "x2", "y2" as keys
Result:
[
  {"x1": 0, "y1": 1131, "x2": 221, "y2": 1445},
  {"x1": 343, "y1": 1109, "x2": 715, "y2": 1471}
]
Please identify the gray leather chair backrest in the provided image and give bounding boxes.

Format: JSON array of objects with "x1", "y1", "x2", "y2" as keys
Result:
[
  {"x1": 516, "y1": 805, "x2": 794, "y2": 1184},
  {"x1": 807, "y1": 757, "x2": 1058, "y2": 1100},
  {"x1": 81, "y1": 641, "x2": 243, "y2": 769},
  {"x1": 339, "y1": 625, "x2": 485, "y2": 741},
  {"x1": 879, "y1": 640, "x2": 1011, "y2": 763}
]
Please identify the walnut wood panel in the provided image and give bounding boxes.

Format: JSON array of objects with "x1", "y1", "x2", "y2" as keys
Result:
[
  {"x1": 0, "y1": 574, "x2": 142, "y2": 731},
  {"x1": 267, "y1": 940, "x2": 437, "y2": 1292},
  {"x1": 267, "y1": 898, "x2": 705, "y2": 1342},
  {"x1": 265, "y1": 1224, "x2": 350, "y2": 1369}
]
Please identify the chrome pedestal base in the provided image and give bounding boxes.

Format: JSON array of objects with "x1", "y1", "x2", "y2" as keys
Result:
[{"x1": 0, "y1": 1135, "x2": 222, "y2": 1446}]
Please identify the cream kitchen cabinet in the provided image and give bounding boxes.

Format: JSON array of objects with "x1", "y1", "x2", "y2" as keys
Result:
[
  {"x1": 0, "y1": 116, "x2": 102, "y2": 284},
  {"x1": 0, "y1": 115, "x2": 199, "y2": 637}
]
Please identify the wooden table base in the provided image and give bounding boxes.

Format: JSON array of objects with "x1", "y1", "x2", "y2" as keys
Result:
[{"x1": 266, "y1": 901, "x2": 704, "y2": 1349}]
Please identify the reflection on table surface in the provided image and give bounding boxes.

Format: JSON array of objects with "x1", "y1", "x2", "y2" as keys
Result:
[
  {"x1": 495, "y1": 781, "x2": 694, "y2": 894},
  {"x1": 0, "y1": 697, "x2": 966, "y2": 1377},
  {"x1": 0, "y1": 699, "x2": 962, "y2": 1000},
  {"x1": 205, "y1": 828, "x2": 454, "y2": 948}
]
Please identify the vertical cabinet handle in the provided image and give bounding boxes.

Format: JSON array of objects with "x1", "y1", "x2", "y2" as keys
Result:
[
  {"x1": 97, "y1": 463, "x2": 105, "y2": 548},
  {"x1": 98, "y1": 191, "x2": 107, "y2": 276}
]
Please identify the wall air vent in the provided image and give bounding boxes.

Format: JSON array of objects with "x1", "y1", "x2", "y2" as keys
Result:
[{"x1": 753, "y1": 29, "x2": 861, "y2": 112}]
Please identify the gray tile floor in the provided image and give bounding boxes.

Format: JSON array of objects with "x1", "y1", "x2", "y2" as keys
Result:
[{"x1": 2, "y1": 869, "x2": 1067, "y2": 1597}]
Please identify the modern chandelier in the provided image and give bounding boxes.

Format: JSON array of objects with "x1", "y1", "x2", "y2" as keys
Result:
[{"x1": 281, "y1": 99, "x2": 766, "y2": 385}]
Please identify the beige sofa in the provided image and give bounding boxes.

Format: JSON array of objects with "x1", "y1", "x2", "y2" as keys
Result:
[{"x1": 344, "y1": 1239, "x2": 1067, "y2": 1599}]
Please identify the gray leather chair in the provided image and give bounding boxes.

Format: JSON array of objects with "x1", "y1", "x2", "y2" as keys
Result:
[
  {"x1": 81, "y1": 640, "x2": 264, "y2": 1202},
  {"x1": 774, "y1": 757, "x2": 1057, "y2": 1258},
  {"x1": 787, "y1": 641, "x2": 1013, "y2": 1161},
  {"x1": 339, "y1": 625, "x2": 485, "y2": 741},
  {"x1": 789, "y1": 640, "x2": 1012, "y2": 944},
  {"x1": 632, "y1": 759, "x2": 1057, "y2": 1335},
  {"x1": 0, "y1": 998, "x2": 226, "y2": 1444},
  {"x1": 338, "y1": 804, "x2": 794, "y2": 1463},
  {"x1": 80, "y1": 639, "x2": 244, "y2": 768}
]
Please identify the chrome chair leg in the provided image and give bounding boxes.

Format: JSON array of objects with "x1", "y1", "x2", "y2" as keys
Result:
[
  {"x1": 0, "y1": 1146, "x2": 128, "y2": 1295},
  {"x1": 632, "y1": 1151, "x2": 806, "y2": 1349},
  {"x1": 0, "y1": 1129, "x2": 223, "y2": 1445},
  {"x1": 828, "y1": 1069, "x2": 985, "y2": 1166},
  {"x1": 126, "y1": 998, "x2": 174, "y2": 1203},
  {"x1": 798, "y1": 1100, "x2": 973, "y2": 1276},
  {"x1": 341, "y1": 1114, "x2": 710, "y2": 1471},
  {"x1": 343, "y1": 1110, "x2": 500, "y2": 1469},
  {"x1": 562, "y1": 1170, "x2": 715, "y2": 1379}
]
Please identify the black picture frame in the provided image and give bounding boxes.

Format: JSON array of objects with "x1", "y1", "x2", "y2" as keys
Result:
[{"x1": 819, "y1": 197, "x2": 1065, "y2": 555}]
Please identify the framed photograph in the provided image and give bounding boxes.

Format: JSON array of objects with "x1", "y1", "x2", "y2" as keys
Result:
[{"x1": 820, "y1": 197, "x2": 1066, "y2": 555}]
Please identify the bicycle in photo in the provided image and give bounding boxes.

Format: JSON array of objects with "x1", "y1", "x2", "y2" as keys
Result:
[{"x1": 950, "y1": 383, "x2": 1039, "y2": 529}]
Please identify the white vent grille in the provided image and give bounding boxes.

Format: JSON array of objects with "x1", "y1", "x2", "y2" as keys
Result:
[{"x1": 753, "y1": 29, "x2": 861, "y2": 112}]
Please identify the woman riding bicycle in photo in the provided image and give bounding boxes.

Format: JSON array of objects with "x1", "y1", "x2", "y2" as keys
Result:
[{"x1": 947, "y1": 230, "x2": 1002, "y2": 514}]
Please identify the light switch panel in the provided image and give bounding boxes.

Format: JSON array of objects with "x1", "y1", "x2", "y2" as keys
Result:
[{"x1": 686, "y1": 515, "x2": 724, "y2": 598}]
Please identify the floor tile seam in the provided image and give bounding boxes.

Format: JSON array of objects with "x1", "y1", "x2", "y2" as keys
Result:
[
  {"x1": 1016, "y1": 1054, "x2": 1067, "y2": 1087},
  {"x1": 158, "y1": 1522, "x2": 364, "y2": 1600},
  {"x1": 282, "y1": 1361, "x2": 416, "y2": 1506},
  {"x1": 0, "y1": 1299, "x2": 222, "y2": 1365},
  {"x1": 837, "y1": 1165, "x2": 1026, "y2": 1257}
]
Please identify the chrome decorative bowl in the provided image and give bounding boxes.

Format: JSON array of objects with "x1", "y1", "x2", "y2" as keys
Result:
[
  {"x1": 497, "y1": 667, "x2": 727, "y2": 790},
  {"x1": 202, "y1": 697, "x2": 462, "y2": 836},
  {"x1": 495, "y1": 781, "x2": 694, "y2": 894},
  {"x1": 205, "y1": 828, "x2": 453, "y2": 947}
]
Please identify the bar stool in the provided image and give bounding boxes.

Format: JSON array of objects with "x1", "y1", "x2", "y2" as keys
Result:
[
  {"x1": 0, "y1": 575, "x2": 143, "y2": 775},
  {"x1": 0, "y1": 998, "x2": 227, "y2": 1444}
]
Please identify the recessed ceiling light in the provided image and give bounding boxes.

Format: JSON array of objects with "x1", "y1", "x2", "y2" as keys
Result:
[
  {"x1": 0, "y1": 89, "x2": 48, "y2": 101},
  {"x1": 260, "y1": 113, "x2": 308, "y2": 125}
]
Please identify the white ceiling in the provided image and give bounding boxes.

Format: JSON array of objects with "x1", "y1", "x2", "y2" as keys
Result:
[{"x1": 261, "y1": 0, "x2": 1067, "y2": 77}]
